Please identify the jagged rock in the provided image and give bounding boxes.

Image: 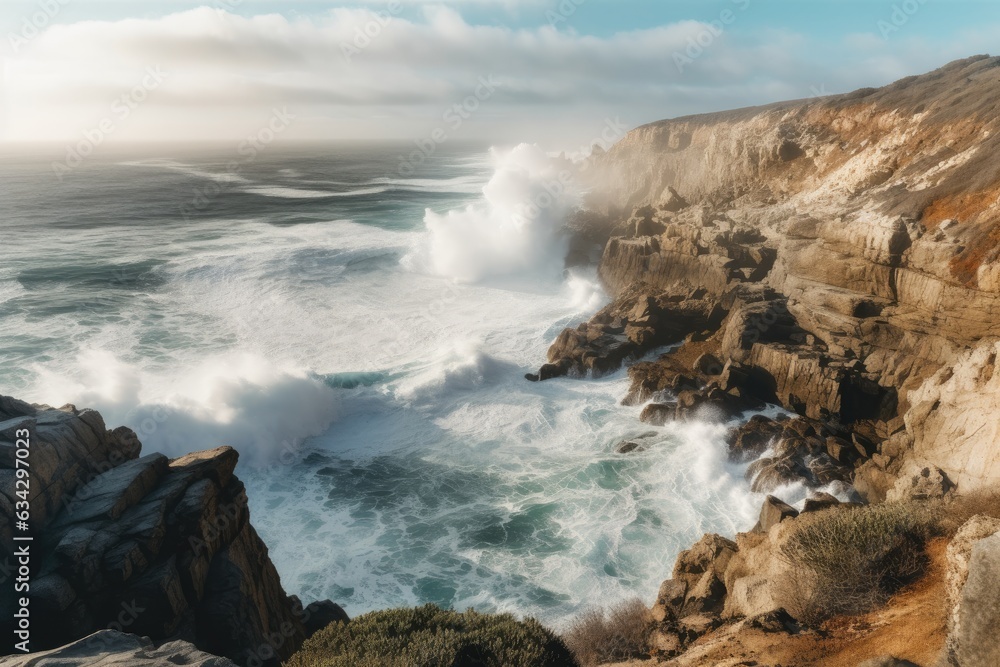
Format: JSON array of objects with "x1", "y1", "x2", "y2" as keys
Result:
[
  {"x1": 904, "y1": 341, "x2": 1000, "y2": 494},
  {"x1": 635, "y1": 216, "x2": 667, "y2": 238},
  {"x1": 639, "y1": 403, "x2": 673, "y2": 426},
  {"x1": 672, "y1": 387, "x2": 748, "y2": 422},
  {"x1": 758, "y1": 495, "x2": 799, "y2": 532},
  {"x1": 296, "y1": 599, "x2": 349, "y2": 636},
  {"x1": 0, "y1": 397, "x2": 141, "y2": 543},
  {"x1": 658, "y1": 186, "x2": 689, "y2": 212},
  {"x1": 560, "y1": 57, "x2": 1000, "y2": 501},
  {"x1": 650, "y1": 628, "x2": 684, "y2": 657},
  {"x1": 745, "y1": 608, "x2": 799, "y2": 634},
  {"x1": 677, "y1": 612, "x2": 722, "y2": 636},
  {"x1": 802, "y1": 492, "x2": 840, "y2": 513},
  {"x1": 0, "y1": 397, "x2": 343, "y2": 667},
  {"x1": 0, "y1": 630, "x2": 239, "y2": 666},
  {"x1": 652, "y1": 579, "x2": 688, "y2": 623},
  {"x1": 886, "y1": 464, "x2": 955, "y2": 502},
  {"x1": 727, "y1": 415, "x2": 783, "y2": 461},
  {"x1": 615, "y1": 440, "x2": 645, "y2": 454},
  {"x1": 693, "y1": 352, "x2": 723, "y2": 375},
  {"x1": 533, "y1": 285, "x2": 723, "y2": 381}
]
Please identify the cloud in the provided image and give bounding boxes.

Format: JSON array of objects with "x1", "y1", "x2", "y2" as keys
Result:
[{"x1": 2, "y1": 5, "x2": 996, "y2": 147}]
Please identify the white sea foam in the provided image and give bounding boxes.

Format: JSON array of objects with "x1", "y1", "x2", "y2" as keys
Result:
[
  {"x1": 370, "y1": 175, "x2": 486, "y2": 194},
  {"x1": 7, "y1": 148, "x2": 772, "y2": 629},
  {"x1": 408, "y1": 144, "x2": 580, "y2": 282},
  {"x1": 31, "y1": 349, "x2": 339, "y2": 465},
  {"x1": 242, "y1": 185, "x2": 390, "y2": 199},
  {"x1": 119, "y1": 158, "x2": 250, "y2": 184}
]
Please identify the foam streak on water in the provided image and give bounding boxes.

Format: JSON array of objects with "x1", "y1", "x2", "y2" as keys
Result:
[{"x1": 0, "y1": 143, "x2": 768, "y2": 628}]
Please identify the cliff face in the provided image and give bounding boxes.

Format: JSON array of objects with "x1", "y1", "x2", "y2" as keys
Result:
[
  {"x1": 569, "y1": 55, "x2": 1000, "y2": 496},
  {"x1": 0, "y1": 396, "x2": 344, "y2": 666}
]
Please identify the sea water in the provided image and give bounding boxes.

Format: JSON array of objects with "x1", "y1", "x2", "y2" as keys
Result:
[{"x1": 0, "y1": 141, "x2": 770, "y2": 628}]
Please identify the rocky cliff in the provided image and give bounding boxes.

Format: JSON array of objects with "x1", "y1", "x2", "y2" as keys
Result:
[
  {"x1": 533, "y1": 56, "x2": 1000, "y2": 666},
  {"x1": 540, "y1": 55, "x2": 1000, "y2": 501},
  {"x1": 0, "y1": 396, "x2": 345, "y2": 666}
]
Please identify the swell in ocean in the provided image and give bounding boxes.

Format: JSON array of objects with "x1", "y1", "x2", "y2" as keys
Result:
[{"x1": 0, "y1": 141, "x2": 812, "y2": 626}]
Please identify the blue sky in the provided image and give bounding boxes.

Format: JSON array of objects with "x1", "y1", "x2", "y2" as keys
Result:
[
  {"x1": 2, "y1": 1, "x2": 998, "y2": 146},
  {"x1": 3, "y1": 0, "x2": 998, "y2": 37}
]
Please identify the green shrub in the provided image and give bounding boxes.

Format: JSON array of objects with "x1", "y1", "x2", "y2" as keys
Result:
[
  {"x1": 562, "y1": 598, "x2": 653, "y2": 666},
  {"x1": 780, "y1": 502, "x2": 930, "y2": 622},
  {"x1": 285, "y1": 604, "x2": 578, "y2": 667}
]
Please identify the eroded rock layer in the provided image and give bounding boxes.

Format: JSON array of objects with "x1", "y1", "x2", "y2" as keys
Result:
[{"x1": 539, "y1": 55, "x2": 1000, "y2": 498}]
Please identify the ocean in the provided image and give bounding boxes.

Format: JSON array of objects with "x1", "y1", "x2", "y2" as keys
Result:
[{"x1": 0, "y1": 141, "x2": 769, "y2": 628}]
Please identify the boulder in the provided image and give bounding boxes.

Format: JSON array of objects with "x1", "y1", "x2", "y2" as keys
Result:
[
  {"x1": 639, "y1": 403, "x2": 674, "y2": 426},
  {"x1": 758, "y1": 495, "x2": 799, "y2": 532},
  {"x1": 745, "y1": 608, "x2": 799, "y2": 633},
  {"x1": 615, "y1": 440, "x2": 645, "y2": 454},
  {"x1": 951, "y1": 530, "x2": 1000, "y2": 667},
  {"x1": 726, "y1": 415, "x2": 782, "y2": 461},
  {"x1": 802, "y1": 492, "x2": 840, "y2": 513},
  {"x1": 944, "y1": 515, "x2": 1000, "y2": 665},
  {"x1": 694, "y1": 352, "x2": 723, "y2": 376},
  {"x1": 886, "y1": 464, "x2": 955, "y2": 502}
]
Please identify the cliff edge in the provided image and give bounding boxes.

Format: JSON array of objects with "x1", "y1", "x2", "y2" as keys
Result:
[{"x1": 0, "y1": 395, "x2": 345, "y2": 666}]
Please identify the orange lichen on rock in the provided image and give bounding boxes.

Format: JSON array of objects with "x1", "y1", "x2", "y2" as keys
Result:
[
  {"x1": 923, "y1": 186, "x2": 1000, "y2": 229},
  {"x1": 949, "y1": 219, "x2": 1000, "y2": 287}
]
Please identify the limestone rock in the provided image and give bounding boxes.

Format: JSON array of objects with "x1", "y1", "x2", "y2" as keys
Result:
[
  {"x1": 0, "y1": 630, "x2": 239, "y2": 666},
  {"x1": 943, "y1": 515, "x2": 1000, "y2": 665},
  {"x1": 886, "y1": 464, "x2": 955, "y2": 502},
  {"x1": 802, "y1": 492, "x2": 840, "y2": 513},
  {"x1": 758, "y1": 495, "x2": 799, "y2": 532},
  {"x1": 951, "y1": 531, "x2": 1000, "y2": 667}
]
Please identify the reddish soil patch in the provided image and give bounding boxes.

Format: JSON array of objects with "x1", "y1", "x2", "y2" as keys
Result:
[{"x1": 657, "y1": 538, "x2": 950, "y2": 667}]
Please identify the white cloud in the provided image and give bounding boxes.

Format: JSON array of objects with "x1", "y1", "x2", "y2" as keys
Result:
[{"x1": 1, "y1": 6, "x2": 995, "y2": 148}]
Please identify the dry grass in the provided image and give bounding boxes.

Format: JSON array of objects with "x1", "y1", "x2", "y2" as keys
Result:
[
  {"x1": 779, "y1": 503, "x2": 933, "y2": 624},
  {"x1": 562, "y1": 598, "x2": 655, "y2": 666},
  {"x1": 935, "y1": 490, "x2": 1000, "y2": 534}
]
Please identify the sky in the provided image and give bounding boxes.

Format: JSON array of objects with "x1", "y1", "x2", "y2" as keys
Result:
[{"x1": 1, "y1": 0, "x2": 999, "y2": 150}]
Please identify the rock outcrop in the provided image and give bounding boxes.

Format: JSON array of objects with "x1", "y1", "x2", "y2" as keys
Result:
[
  {"x1": 949, "y1": 529, "x2": 1000, "y2": 667},
  {"x1": 0, "y1": 630, "x2": 238, "y2": 666},
  {"x1": 0, "y1": 396, "x2": 343, "y2": 666},
  {"x1": 943, "y1": 516, "x2": 1000, "y2": 666},
  {"x1": 538, "y1": 55, "x2": 1000, "y2": 500}
]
